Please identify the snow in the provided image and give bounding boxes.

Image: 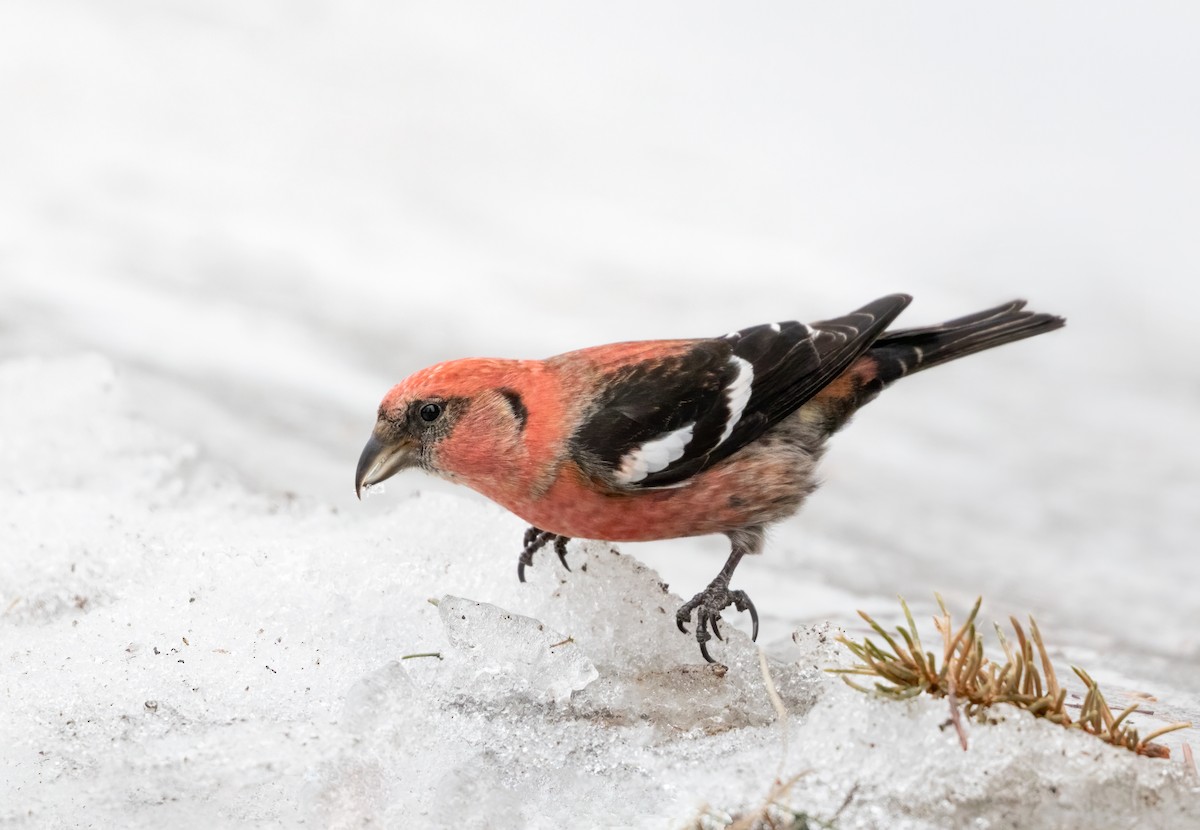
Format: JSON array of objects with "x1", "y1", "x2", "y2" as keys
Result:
[
  {"x1": 3, "y1": 1, "x2": 1200, "y2": 826},
  {"x1": 3, "y1": 357, "x2": 1197, "y2": 829}
]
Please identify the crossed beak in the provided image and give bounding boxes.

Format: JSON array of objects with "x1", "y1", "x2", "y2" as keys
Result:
[{"x1": 355, "y1": 433, "x2": 417, "y2": 498}]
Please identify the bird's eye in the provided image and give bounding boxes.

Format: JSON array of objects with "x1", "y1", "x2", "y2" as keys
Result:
[{"x1": 419, "y1": 402, "x2": 442, "y2": 423}]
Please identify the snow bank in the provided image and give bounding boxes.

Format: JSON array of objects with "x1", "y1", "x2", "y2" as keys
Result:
[{"x1": 3, "y1": 356, "x2": 1197, "y2": 828}]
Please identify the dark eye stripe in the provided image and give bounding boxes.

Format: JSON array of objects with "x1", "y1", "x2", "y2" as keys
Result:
[{"x1": 498, "y1": 388, "x2": 528, "y2": 431}]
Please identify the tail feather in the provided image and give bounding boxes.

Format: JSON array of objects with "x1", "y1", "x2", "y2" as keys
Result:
[{"x1": 869, "y1": 300, "x2": 1065, "y2": 386}]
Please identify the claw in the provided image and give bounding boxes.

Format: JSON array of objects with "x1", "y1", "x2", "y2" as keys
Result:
[
  {"x1": 516, "y1": 528, "x2": 573, "y2": 584},
  {"x1": 676, "y1": 580, "x2": 759, "y2": 661}
]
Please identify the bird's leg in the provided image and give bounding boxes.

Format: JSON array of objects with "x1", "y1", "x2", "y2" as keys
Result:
[
  {"x1": 517, "y1": 526, "x2": 573, "y2": 582},
  {"x1": 676, "y1": 527, "x2": 762, "y2": 663}
]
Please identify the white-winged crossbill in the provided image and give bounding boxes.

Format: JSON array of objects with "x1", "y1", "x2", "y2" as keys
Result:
[{"x1": 357, "y1": 295, "x2": 1064, "y2": 662}]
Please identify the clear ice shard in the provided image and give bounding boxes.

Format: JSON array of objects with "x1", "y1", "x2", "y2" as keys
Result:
[{"x1": 438, "y1": 594, "x2": 599, "y2": 704}]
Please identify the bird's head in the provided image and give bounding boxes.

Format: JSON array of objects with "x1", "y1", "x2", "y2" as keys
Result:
[{"x1": 355, "y1": 358, "x2": 528, "y2": 498}]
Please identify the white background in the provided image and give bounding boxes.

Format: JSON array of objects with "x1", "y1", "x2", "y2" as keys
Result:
[{"x1": 2, "y1": 2, "x2": 1198, "y2": 826}]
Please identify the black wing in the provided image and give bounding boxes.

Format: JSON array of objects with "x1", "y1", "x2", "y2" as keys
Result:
[{"x1": 569, "y1": 294, "x2": 912, "y2": 489}]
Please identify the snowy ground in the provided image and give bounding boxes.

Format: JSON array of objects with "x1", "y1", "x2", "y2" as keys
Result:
[{"x1": 2, "y1": 1, "x2": 1199, "y2": 827}]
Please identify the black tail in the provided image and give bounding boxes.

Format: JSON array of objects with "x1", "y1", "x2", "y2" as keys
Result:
[{"x1": 868, "y1": 300, "x2": 1066, "y2": 386}]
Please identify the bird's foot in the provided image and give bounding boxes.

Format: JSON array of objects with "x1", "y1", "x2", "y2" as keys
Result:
[
  {"x1": 675, "y1": 580, "x2": 759, "y2": 663},
  {"x1": 517, "y1": 526, "x2": 572, "y2": 583}
]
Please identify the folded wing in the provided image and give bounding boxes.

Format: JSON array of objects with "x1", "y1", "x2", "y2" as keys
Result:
[{"x1": 569, "y1": 294, "x2": 913, "y2": 489}]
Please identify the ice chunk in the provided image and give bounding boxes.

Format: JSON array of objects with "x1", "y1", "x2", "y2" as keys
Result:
[
  {"x1": 361, "y1": 481, "x2": 387, "y2": 498},
  {"x1": 513, "y1": 542, "x2": 822, "y2": 732},
  {"x1": 438, "y1": 595, "x2": 598, "y2": 705},
  {"x1": 341, "y1": 659, "x2": 420, "y2": 735}
]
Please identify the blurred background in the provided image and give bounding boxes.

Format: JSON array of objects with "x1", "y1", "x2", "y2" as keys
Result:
[{"x1": 3, "y1": 1, "x2": 1197, "y2": 682}]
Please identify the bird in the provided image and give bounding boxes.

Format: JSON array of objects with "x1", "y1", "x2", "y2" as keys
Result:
[{"x1": 356, "y1": 295, "x2": 1064, "y2": 662}]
